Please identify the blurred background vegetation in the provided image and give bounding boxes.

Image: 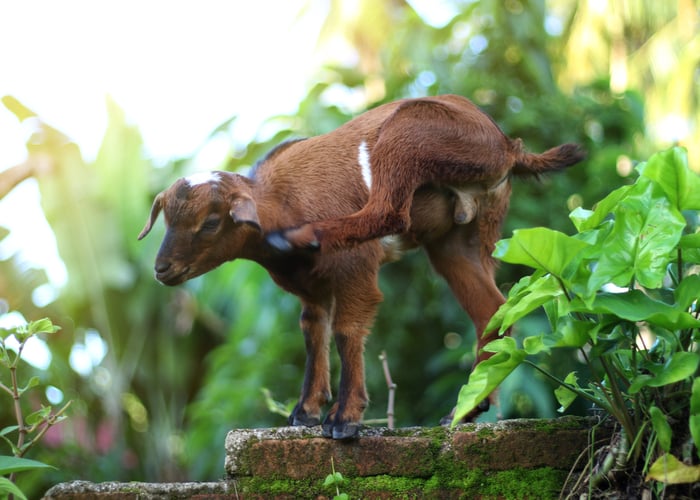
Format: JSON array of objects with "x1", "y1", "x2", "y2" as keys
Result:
[{"x1": 0, "y1": 0, "x2": 698, "y2": 494}]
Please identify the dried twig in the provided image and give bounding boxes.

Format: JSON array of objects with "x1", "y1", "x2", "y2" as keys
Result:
[{"x1": 379, "y1": 350, "x2": 397, "y2": 429}]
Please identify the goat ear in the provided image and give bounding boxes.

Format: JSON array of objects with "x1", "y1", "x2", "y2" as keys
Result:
[
  {"x1": 138, "y1": 193, "x2": 164, "y2": 240},
  {"x1": 229, "y1": 195, "x2": 261, "y2": 232}
]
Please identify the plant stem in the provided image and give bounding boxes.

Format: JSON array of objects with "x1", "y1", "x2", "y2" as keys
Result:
[
  {"x1": 0, "y1": 380, "x2": 14, "y2": 396},
  {"x1": 9, "y1": 365, "x2": 26, "y2": 453}
]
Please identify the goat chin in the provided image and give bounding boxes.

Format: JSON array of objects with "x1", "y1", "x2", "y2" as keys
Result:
[{"x1": 140, "y1": 94, "x2": 584, "y2": 439}]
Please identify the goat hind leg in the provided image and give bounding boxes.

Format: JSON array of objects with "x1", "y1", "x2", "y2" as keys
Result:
[{"x1": 426, "y1": 233, "x2": 507, "y2": 423}]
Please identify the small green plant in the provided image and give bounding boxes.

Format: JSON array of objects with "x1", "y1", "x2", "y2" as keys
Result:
[
  {"x1": 1, "y1": 314, "x2": 70, "y2": 499},
  {"x1": 323, "y1": 457, "x2": 349, "y2": 500},
  {"x1": 452, "y1": 147, "x2": 700, "y2": 496}
]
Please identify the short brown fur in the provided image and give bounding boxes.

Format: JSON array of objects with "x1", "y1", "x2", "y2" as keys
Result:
[{"x1": 139, "y1": 94, "x2": 585, "y2": 439}]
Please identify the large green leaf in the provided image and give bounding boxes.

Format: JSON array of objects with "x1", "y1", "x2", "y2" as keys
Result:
[
  {"x1": 450, "y1": 337, "x2": 526, "y2": 425},
  {"x1": 638, "y1": 147, "x2": 700, "y2": 211},
  {"x1": 587, "y1": 180, "x2": 686, "y2": 292},
  {"x1": 487, "y1": 273, "x2": 564, "y2": 334},
  {"x1": 629, "y1": 351, "x2": 700, "y2": 393},
  {"x1": 569, "y1": 183, "x2": 633, "y2": 232},
  {"x1": 0, "y1": 455, "x2": 55, "y2": 474},
  {"x1": 573, "y1": 291, "x2": 700, "y2": 330},
  {"x1": 493, "y1": 227, "x2": 591, "y2": 279}
]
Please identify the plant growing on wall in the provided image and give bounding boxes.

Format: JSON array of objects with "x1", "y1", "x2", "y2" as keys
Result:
[
  {"x1": 0, "y1": 315, "x2": 69, "y2": 499},
  {"x1": 452, "y1": 147, "x2": 700, "y2": 496}
]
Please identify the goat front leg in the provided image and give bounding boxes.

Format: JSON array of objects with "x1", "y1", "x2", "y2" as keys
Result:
[
  {"x1": 268, "y1": 160, "x2": 419, "y2": 253},
  {"x1": 322, "y1": 329, "x2": 369, "y2": 439},
  {"x1": 289, "y1": 300, "x2": 333, "y2": 427},
  {"x1": 322, "y1": 273, "x2": 381, "y2": 439}
]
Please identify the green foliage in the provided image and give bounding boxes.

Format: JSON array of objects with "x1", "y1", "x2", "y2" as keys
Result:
[
  {"x1": 453, "y1": 147, "x2": 700, "y2": 492},
  {"x1": 323, "y1": 457, "x2": 349, "y2": 500},
  {"x1": 0, "y1": 316, "x2": 65, "y2": 500}
]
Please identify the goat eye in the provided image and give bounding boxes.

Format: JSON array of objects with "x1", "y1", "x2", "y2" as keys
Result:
[{"x1": 200, "y1": 217, "x2": 221, "y2": 233}]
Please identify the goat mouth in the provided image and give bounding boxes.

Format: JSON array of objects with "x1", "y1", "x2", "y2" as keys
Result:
[{"x1": 155, "y1": 267, "x2": 190, "y2": 286}]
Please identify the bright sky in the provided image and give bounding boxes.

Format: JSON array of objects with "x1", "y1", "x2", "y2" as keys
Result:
[{"x1": 0, "y1": 0, "x2": 323, "y2": 162}]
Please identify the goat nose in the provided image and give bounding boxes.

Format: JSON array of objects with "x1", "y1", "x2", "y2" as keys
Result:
[{"x1": 155, "y1": 260, "x2": 171, "y2": 273}]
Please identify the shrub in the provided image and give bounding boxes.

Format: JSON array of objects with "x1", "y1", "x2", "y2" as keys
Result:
[{"x1": 453, "y1": 147, "x2": 700, "y2": 495}]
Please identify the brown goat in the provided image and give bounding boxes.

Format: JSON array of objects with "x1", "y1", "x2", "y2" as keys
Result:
[{"x1": 138, "y1": 94, "x2": 584, "y2": 439}]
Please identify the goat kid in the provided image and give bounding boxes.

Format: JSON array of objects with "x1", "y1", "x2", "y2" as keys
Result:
[{"x1": 139, "y1": 94, "x2": 585, "y2": 440}]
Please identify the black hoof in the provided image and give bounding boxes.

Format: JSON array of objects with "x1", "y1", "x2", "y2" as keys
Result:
[
  {"x1": 288, "y1": 405, "x2": 321, "y2": 427},
  {"x1": 322, "y1": 421, "x2": 333, "y2": 438},
  {"x1": 321, "y1": 415, "x2": 361, "y2": 439},
  {"x1": 332, "y1": 422, "x2": 361, "y2": 440}
]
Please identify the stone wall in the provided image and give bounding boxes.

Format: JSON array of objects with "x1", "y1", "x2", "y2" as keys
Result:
[{"x1": 44, "y1": 416, "x2": 603, "y2": 499}]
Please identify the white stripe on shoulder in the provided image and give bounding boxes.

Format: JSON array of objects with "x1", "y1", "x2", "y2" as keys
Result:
[
  {"x1": 358, "y1": 140, "x2": 372, "y2": 189},
  {"x1": 185, "y1": 172, "x2": 221, "y2": 186}
]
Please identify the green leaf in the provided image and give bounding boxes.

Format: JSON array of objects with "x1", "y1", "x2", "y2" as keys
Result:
[
  {"x1": 26, "y1": 406, "x2": 52, "y2": 426},
  {"x1": 0, "y1": 476, "x2": 28, "y2": 500},
  {"x1": 675, "y1": 274, "x2": 700, "y2": 311},
  {"x1": 587, "y1": 179, "x2": 685, "y2": 292},
  {"x1": 451, "y1": 338, "x2": 526, "y2": 425},
  {"x1": 0, "y1": 455, "x2": 55, "y2": 474},
  {"x1": 650, "y1": 352, "x2": 700, "y2": 388},
  {"x1": 680, "y1": 234, "x2": 700, "y2": 265},
  {"x1": 323, "y1": 474, "x2": 335, "y2": 487},
  {"x1": 638, "y1": 147, "x2": 700, "y2": 211},
  {"x1": 487, "y1": 274, "x2": 564, "y2": 335},
  {"x1": 649, "y1": 406, "x2": 672, "y2": 452},
  {"x1": 690, "y1": 378, "x2": 700, "y2": 460},
  {"x1": 646, "y1": 453, "x2": 700, "y2": 484},
  {"x1": 523, "y1": 335, "x2": 548, "y2": 355},
  {"x1": 630, "y1": 352, "x2": 700, "y2": 392},
  {"x1": 550, "y1": 318, "x2": 594, "y2": 348},
  {"x1": 554, "y1": 372, "x2": 579, "y2": 412},
  {"x1": 0, "y1": 426, "x2": 18, "y2": 437},
  {"x1": 570, "y1": 183, "x2": 633, "y2": 232},
  {"x1": 28, "y1": 318, "x2": 60, "y2": 336},
  {"x1": 680, "y1": 232, "x2": 700, "y2": 249},
  {"x1": 572, "y1": 291, "x2": 700, "y2": 331},
  {"x1": 18, "y1": 376, "x2": 40, "y2": 396},
  {"x1": 494, "y1": 228, "x2": 591, "y2": 280}
]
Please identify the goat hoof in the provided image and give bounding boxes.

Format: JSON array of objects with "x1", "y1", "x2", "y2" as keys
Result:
[
  {"x1": 332, "y1": 422, "x2": 361, "y2": 440},
  {"x1": 288, "y1": 405, "x2": 321, "y2": 427},
  {"x1": 321, "y1": 415, "x2": 360, "y2": 439},
  {"x1": 266, "y1": 231, "x2": 294, "y2": 252},
  {"x1": 321, "y1": 421, "x2": 333, "y2": 438}
]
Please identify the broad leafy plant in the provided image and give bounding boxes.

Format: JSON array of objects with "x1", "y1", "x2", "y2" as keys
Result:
[
  {"x1": 453, "y1": 147, "x2": 700, "y2": 493},
  {"x1": 0, "y1": 315, "x2": 69, "y2": 500}
]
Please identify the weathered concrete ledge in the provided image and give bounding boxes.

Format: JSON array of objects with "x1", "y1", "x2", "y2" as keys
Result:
[{"x1": 44, "y1": 416, "x2": 605, "y2": 499}]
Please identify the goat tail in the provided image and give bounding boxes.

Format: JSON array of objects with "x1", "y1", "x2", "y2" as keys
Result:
[{"x1": 511, "y1": 140, "x2": 586, "y2": 177}]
